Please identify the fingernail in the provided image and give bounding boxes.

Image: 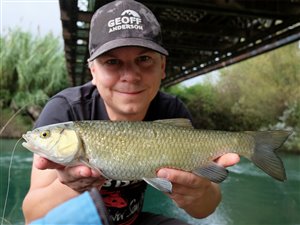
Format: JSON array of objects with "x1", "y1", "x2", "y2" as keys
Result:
[
  {"x1": 79, "y1": 169, "x2": 88, "y2": 177},
  {"x1": 91, "y1": 169, "x2": 100, "y2": 177},
  {"x1": 157, "y1": 169, "x2": 168, "y2": 178},
  {"x1": 79, "y1": 169, "x2": 84, "y2": 176}
]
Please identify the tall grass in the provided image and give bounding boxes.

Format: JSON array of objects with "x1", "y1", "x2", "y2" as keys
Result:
[{"x1": 0, "y1": 28, "x2": 68, "y2": 109}]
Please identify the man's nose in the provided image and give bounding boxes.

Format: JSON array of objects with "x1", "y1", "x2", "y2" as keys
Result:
[{"x1": 120, "y1": 63, "x2": 141, "y2": 82}]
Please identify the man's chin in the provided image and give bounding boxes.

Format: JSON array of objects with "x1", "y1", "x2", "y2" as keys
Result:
[{"x1": 116, "y1": 104, "x2": 148, "y2": 120}]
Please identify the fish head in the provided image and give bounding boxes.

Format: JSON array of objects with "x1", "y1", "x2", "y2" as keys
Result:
[{"x1": 22, "y1": 122, "x2": 81, "y2": 165}]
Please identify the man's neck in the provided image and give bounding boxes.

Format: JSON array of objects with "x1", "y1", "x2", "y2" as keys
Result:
[{"x1": 106, "y1": 108, "x2": 147, "y2": 121}]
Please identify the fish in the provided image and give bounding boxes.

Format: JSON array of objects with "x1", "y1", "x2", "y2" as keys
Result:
[{"x1": 22, "y1": 119, "x2": 291, "y2": 193}]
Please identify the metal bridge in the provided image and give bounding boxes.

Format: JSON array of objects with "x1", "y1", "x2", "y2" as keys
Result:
[{"x1": 59, "y1": 0, "x2": 300, "y2": 87}]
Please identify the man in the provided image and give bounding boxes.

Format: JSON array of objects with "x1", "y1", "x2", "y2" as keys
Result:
[{"x1": 22, "y1": 0, "x2": 239, "y2": 224}]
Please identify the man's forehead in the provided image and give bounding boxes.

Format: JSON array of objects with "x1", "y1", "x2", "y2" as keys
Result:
[{"x1": 100, "y1": 46, "x2": 158, "y2": 57}]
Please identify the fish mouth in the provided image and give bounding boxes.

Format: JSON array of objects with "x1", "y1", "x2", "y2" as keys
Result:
[
  {"x1": 21, "y1": 140, "x2": 50, "y2": 160},
  {"x1": 22, "y1": 133, "x2": 41, "y2": 153},
  {"x1": 22, "y1": 139, "x2": 36, "y2": 153},
  {"x1": 22, "y1": 133, "x2": 29, "y2": 142}
]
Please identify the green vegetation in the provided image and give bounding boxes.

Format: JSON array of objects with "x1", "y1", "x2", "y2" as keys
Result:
[
  {"x1": 0, "y1": 28, "x2": 69, "y2": 136},
  {"x1": 0, "y1": 108, "x2": 32, "y2": 137},
  {"x1": 0, "y1": 28, "x2": 68, "y2": 113},
  {"x1": 166, "y1": 42, "x2": 300, "y2": 152}
]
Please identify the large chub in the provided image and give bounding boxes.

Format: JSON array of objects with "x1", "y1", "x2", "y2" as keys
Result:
[{"x1": 246, "y1": 130, "x2": 292, "y2": 181}]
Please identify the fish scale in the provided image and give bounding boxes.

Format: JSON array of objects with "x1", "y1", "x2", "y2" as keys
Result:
[
  {"x1": 22, "y1": 119, "x2": 291, "y2": 192},
  {"x1": 73, "y1": 121, "x2": 256, "y2": 180}
]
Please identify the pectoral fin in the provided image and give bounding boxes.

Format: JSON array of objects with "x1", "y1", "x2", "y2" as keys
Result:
[
  {"x1": 78, "y1": 158, "x2": 109, "y2": 179},
  {"x1": 193, "y1": 163, "x2": 228, "y2": 183},
  {"x1": 143, "y1": 178, "x2": 173, "y2": 193}
]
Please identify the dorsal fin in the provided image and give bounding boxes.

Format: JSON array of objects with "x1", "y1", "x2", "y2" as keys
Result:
[{"x1": 153, "y1": 118, "x2": 193, "y2": 128}]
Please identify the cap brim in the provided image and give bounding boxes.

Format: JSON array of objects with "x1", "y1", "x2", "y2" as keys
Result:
[{"x1": 88, "y1": 38, "x2": 168, "y2": 61}]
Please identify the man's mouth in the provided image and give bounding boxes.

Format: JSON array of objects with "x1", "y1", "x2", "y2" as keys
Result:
[{"x1": 117, "y1": 90, "x2": 144, "y2": 95}]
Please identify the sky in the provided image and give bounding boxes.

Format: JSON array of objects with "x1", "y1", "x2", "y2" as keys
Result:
[
  {"x1": 0, "y1": 0, "x2": 210, "y2": 86},
  {"x1": 1, "y1": 0, "x2": 62, "y2": 37}
]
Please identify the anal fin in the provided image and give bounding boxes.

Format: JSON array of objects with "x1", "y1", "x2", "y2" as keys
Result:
[
  {"x1": 143, "y1": 178, "x2": 173, "y2": 193},
  {"x1": 193, "y1": 162, "x2": 228, "y2": 183}
]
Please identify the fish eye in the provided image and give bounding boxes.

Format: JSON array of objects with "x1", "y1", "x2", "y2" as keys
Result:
[{"x1": 40, "y1": 130, "x2": 51, "y2": 139}]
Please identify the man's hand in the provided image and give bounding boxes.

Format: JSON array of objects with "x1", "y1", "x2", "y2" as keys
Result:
[
  {"x1": 34, "y1": 155, "x2": 106, "y2": 192},
  {"x1": 157, "y1": 153, "x2": 240, "y2": 218}
]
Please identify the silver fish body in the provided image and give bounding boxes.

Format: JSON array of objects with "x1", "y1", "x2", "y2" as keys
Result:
[
  {"x1": 73, "y1": 120, "x2": 253, "y2": 180},
  {"x1": 22, "y1": 119, "x2": 291, "y2": 191}
]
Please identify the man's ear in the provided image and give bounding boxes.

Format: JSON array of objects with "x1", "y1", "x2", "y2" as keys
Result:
[{"x1": 89, "y1": 62, "x2": 97, "y2": 85}]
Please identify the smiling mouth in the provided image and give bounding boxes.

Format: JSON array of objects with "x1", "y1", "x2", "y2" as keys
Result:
[{"x1": 117, "y1": 90, "x2": 144, "y2": 95}]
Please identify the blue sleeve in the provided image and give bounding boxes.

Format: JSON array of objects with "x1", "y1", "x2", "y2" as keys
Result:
[{"x1": 30, "y1": 192, "x2": 103, "y2": 225}]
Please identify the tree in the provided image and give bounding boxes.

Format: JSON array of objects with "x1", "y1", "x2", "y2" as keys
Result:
[{"x1": 217, "y1": 42, "x2": 300, "y2": 130}]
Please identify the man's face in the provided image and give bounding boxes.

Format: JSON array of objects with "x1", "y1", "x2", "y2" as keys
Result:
[{"x1": 90, "y1": 46, "x2": 166, "y2": 121}]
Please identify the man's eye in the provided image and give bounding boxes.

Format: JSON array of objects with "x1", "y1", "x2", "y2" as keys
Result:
[
  {"x1": 106, "y1": 59, "x2": 120, "y2": 65},
  {"x1": 138, "y1": 55, "x2": 151, "y2": 62}
]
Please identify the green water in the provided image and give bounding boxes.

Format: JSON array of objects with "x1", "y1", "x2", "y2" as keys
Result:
[{"x1": 1, "y1": 139, "x2": 300, "y2": 225}]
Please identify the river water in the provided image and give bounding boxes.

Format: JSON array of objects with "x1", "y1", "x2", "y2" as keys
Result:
[{"x1": 0, "y1": 139, "x2": 299, "y2": 225}]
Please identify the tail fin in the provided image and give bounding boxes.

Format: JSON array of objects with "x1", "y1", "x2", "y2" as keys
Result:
[{"x1": 246, "y1": 130, "x2": 292, "y2": 181}]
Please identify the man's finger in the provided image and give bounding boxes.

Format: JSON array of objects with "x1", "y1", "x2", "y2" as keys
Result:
[
  {"x1": 34, "y1": 155, "x2": 65, "y2": 170},
  {"x1": 215, "y1": 153, "x2": 240, "y2": 167},
  {"x1": 157, "y1": 168, "x2": 204, "y2": 188},
  {"x1": 57, "y1": 165, "x2": 93, "y2": 181}
]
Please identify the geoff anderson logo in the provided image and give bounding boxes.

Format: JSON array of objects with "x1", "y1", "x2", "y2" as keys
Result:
[{"x1": 108, "y1": 10, "x2": 143, "y2": 33}]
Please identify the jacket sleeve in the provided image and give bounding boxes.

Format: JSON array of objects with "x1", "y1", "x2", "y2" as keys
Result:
[{"x1": 34, "y1": 96, "x2": 75, "y2": 128}]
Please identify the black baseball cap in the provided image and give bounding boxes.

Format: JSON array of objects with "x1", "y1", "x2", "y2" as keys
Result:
[{"x1": 88, "y1": 0, "x2": 168, "y2": 62}]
